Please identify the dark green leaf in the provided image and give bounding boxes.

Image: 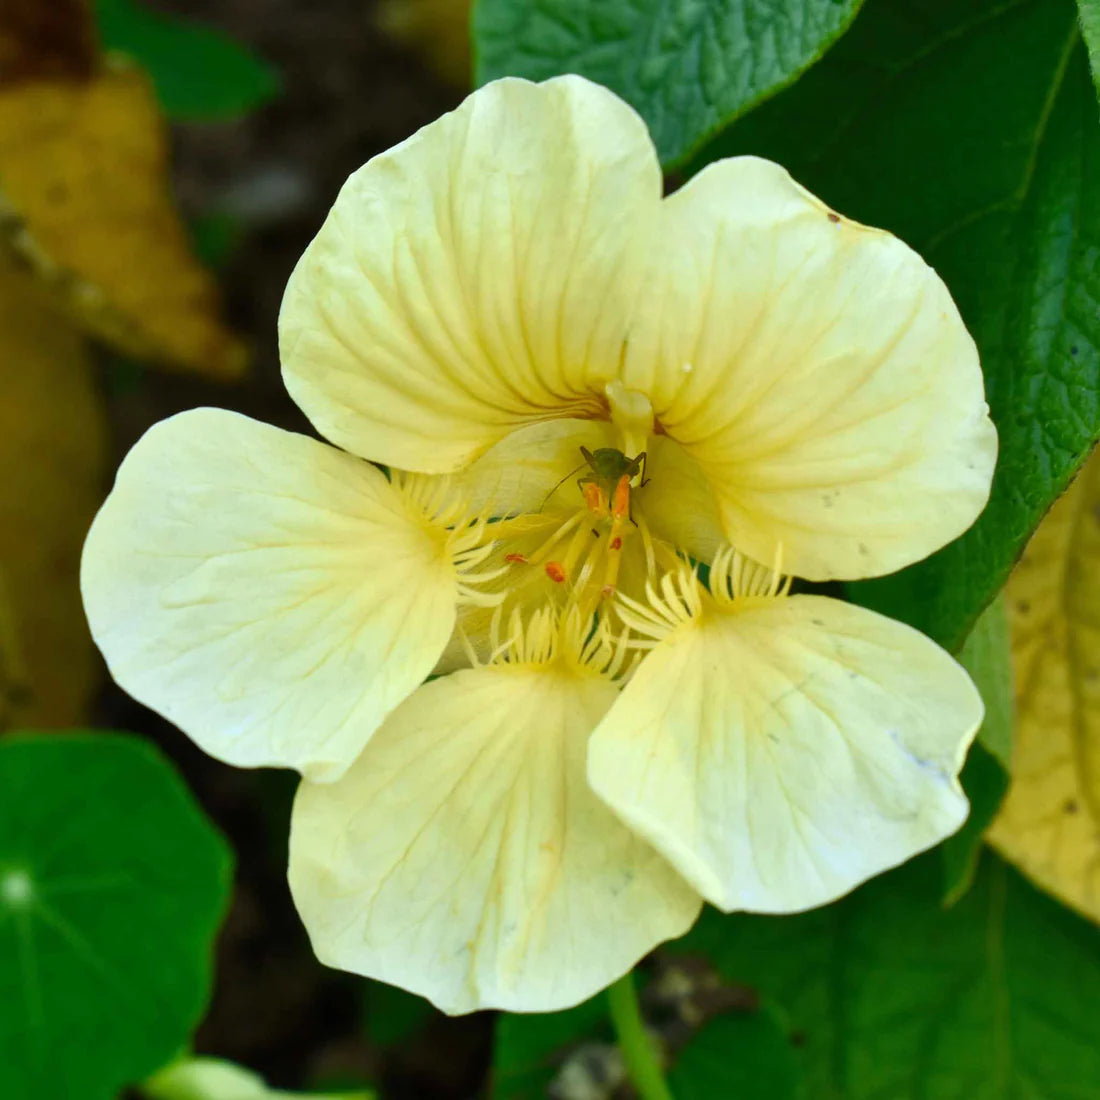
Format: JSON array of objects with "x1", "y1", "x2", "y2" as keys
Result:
[
  {"x1": 188, "y1": 213, "x2": 244, "y2": 271},
  {"x1": 473, "y1": 0, "x2": 866, "y2": 167},
  {"x1": 671, "y1": 852, "x2": 1100, "y2": 1099},
  {"x1": 693, "y1": 0, "x2": 1100, "y2": 651},
  {"x1": 942, "y1": 594, "x2": 1014, "y2": 904},
  {"x1": 668, "y1": 1005, "x2": 800, "y2": 1100},
  {"x1": 362, "y1": 981, "x2": 437, "y2": 1048},
  {"x1": 0, "y1": 732, "x2": 232, "y2": 1100},
  {"x1": 492, "y1": 995, "x2": 607, "y2": 1099},
  {"x1": 95, "y1": 0, "x2": 279, "y2": 121}
]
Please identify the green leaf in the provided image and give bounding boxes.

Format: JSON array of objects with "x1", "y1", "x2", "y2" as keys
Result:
[
  {"x1": 692, "y1": 0, "x2": 1100, "y2": 652},
  {"x1": 943, "y1": 743, "x2": 1010, "y2": 908},
  {"x1": 362, "y1": 981, "x2": 437, "y2": 1048},
  {"x1": 143, "y1": 1056, "x2": 375, "y2": 1100},
  {"x1": 473, "y1": 0, "x2": 867, "y2": 167},
  {"x1": 0, "y1": 732, "x2": 233, "y2": 1100},
  {"x1": 671, "y1": 852, "x2": 1100, "y2": 1099},
  {"x1": 958, "y1": 594, "x2": 1014, "y2": 770},
  {"x1": 668, "y1": 1005, "x2": 800, "y2": 1100},
  {"x1": 942, "y1": 594, "x2": 1015, "y2": 904},
  {"x1": 95, "y1": 0, "x2": 279, "y2": 121},
  {"x1": 492, "y1": 995, "x2": 608, "y2": 1099},
  {"x1": 1078, "y1": 0, "x2": 1100, "y2": 101}
]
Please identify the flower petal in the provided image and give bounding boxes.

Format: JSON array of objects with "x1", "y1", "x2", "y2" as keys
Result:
[
  {"x1": 623, "y1": 157, "x2": 997, "y2": 581},
  {"x1": 81, "y1": 408, "x2": 460, "y2": 781},
  {"x1": 634, "y1": 434, "x2": 726, "y2": 565},
  {"x1": 288, "y1": 664, "x2": 701, "y2": 1013},
  {"x1": 587, "y1": 594, "x2": 982, "y2": 912},
  {"x1": 280, "y1": 76, "x2": 661, "y2": 472}
]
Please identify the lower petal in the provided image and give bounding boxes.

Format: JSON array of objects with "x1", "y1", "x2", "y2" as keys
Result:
[
  {"x1": 81, "y1": 408, "x2": 461, "y2": 781},
  {"x1": 288, "y1": 664, "x2": 701, "y2": 1013},
  {"x1": 587, "y1": 593, "x2": 982, "y2": 912}
]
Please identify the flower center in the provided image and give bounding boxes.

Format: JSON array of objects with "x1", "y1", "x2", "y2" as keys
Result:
[{"x1": 502, "y1": 444, "x2": 655, "y2": 605}]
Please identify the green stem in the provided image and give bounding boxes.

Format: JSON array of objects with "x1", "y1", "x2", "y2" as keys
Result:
[{"x1": 607, "y1": 970, "x2": 675, "y2": 1100}]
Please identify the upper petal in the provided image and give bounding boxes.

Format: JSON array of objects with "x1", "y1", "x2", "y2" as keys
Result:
[
  {"x1": 623, "y1": 157, "x2": 997, "y2": 581},
  {"x1": 81, "y1": 408, "x2": 462, "y2": 781},
  {"x1": 279, "y1": 75, "x2": 661, "y2": 472},
  {"x1": 587, "y1": 591, "x2": 982, "y2": 912},
  {"x1": 288, "y1": 663, "x2": 701, "y2": 1013}
]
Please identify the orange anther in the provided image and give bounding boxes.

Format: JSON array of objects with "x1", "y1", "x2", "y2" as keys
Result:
[
  {"x1": 545, "y1": 562, "x2": 567, "y2": 583},
  {"x1": 601, "y1": 584, "x2": 616, "y2": 599},
  {"x1": 505, "y1": 553, "x2": 529, "y2": 564},
  {"x1": 582, "y1": 481, "x2": 607, "y2": 514},
  {"x1": 610, "y1": 536, "x2": 622, "y2": 551},
  {"x1": 612, "y1": 474, "x2": 631, "y2": 518}
]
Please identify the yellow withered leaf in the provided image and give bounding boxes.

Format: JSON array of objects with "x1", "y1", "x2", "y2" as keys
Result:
[
  {"x1": 0, "y1": 255, "x2": 107, "y2": 729},
  {"x1": 0, "y1": 566, "x2": 29, "y2": 729},
  {"x1": 0, "y1": 59, "x2": 247, "y2": 379},
  {"x1": 989, "y1": 448, "x2": 1100, "y2": 923}
]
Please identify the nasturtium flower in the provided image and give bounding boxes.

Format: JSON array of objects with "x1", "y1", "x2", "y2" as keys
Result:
[{"x1": 82, "y1": 76, "x2": 996, "y2": 1014}]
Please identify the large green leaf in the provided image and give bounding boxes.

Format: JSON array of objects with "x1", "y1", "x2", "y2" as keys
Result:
[
  {"x1": 694, "y1": 0, "x2": 1100, "y2": 652},
  {"x1": 668, "y1": 1006, "x2": 800, "y2": 1100},
  {"x1": 473, "y1": 0, "x2": 866, "y2": 166},
  {"x1": 0, "y1": 732, "x2": 232, "y2": 1100},
  {"x1": 672, "y1": 853, "x2": 1100, "y2": 1099},
  {"x1": 95, "y1": 0, "x2": 279, "y2": 121},
  {"x1": 492, "y1": 995, "x2": 608, "y2": 1099},
  {"x1": 942, "y1": 594, "x2": 1014, "y2": 905}
]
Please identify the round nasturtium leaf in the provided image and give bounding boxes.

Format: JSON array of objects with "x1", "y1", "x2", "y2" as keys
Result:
[{"x1": 0, "y1": 732, "x2": 233, "y2": 1099}]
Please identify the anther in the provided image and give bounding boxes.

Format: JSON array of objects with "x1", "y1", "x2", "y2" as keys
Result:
[
  {"x1": 583, "y1": 482, "x2": 608, "y2": 514},
  {"x1": 610, "y1": 536, "x2": 622, "y2": 551},
  {"x1": 545, "y1": 562, "x2": 567, "y2": 583},
  {"x1": 505, "y1": 553, "x2": 529, "y2": 564}
]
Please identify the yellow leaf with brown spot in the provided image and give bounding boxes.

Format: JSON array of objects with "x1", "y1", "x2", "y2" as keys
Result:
[
  {"x1": 989, "y1": 448, "x2": 1100, "y2": 922},
  {"x1": 0, "y1": 255, "x2": 106, "y2": 729},
  {"x1": 0, "y1": 59, "x2": 247, "y2": 379}
]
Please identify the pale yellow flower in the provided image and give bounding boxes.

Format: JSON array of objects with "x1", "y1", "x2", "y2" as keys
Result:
[{"x1": 83, "y1": 76, "x2": 995, "y2": 1014}]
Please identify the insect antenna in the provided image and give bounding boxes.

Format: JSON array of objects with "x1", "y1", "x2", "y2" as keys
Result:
[{"x1": 538, "y1": 461, "x2": 587, "y2": 512}]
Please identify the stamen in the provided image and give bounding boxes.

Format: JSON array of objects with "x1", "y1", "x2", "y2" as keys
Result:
[
  {"x1": 600, "y1": 473, "x2": 633, "y2": 599},
  {"x1": 528, "y1": 511, "x2": 585, "y2": 565},
  {"x1": 582, "y1": 481, "x2": 608, "y2": 515}
]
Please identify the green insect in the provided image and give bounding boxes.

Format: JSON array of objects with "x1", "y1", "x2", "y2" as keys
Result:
[
  {"x1": 577, "y1": 447, "x2": 647, "y2": 494},
  {"x1": 540, "y1": 446, "x2": 648, "y2": 513}
]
